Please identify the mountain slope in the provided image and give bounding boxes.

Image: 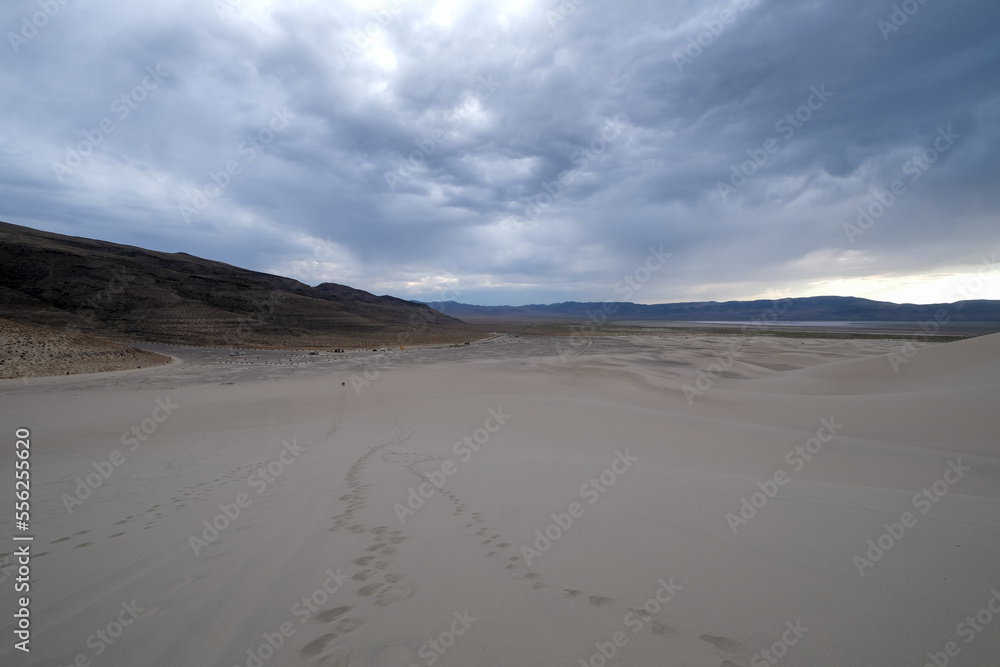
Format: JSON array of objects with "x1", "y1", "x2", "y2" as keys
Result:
[{"x1": 0, "y1": 221, "x2": 471, "y2": 348}]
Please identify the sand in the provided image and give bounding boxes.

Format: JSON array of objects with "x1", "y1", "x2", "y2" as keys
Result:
[{"x1": 1, "y1": 332, "x2": 998, "y2": 666}]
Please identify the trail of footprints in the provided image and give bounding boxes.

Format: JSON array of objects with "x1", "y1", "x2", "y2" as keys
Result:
[
  {"x1": 300, "y1": 424, "x2": 746, "y2": 665},
  {"x1": 297, "y1": 426, "x2": 417, "y2": 662},
  {"x1": 49, "y1": 411, "x2": 350, "y2": 552},
  {"x1": 48, "y1": 499, "x2": 166, "y2": 549},
  {"x1": 388, "y1": 448, "x2": 751, "y2": 666},
  {"x1": 170, "y1": 461, "x2": 261, "y2": 508},
  {"x1": 387, "y1": 449, "x2": 617, "y2": 606}
]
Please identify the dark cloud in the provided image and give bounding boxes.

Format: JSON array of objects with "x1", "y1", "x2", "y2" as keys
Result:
[{"x1": 2, "y1": 0, "x2": 998, "y2": 305}]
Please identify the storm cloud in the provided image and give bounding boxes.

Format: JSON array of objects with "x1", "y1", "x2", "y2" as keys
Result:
[{"x1": 2, "y1": 0, "x2": 998, "y2": 305}]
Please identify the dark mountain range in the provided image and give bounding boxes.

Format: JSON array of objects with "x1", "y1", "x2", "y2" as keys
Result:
[
  {"x1": 423, "y1": 297, "x2": 1000, "y2": 324},
  {"x1": 0, "y1": 221, "x2": 473, "y2": 348},
  {"x1": 4, "y1": 220, "x2": 996, "y2": 353}
]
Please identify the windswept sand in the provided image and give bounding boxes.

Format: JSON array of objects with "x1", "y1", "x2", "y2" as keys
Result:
[{"x1": 1, "y1": 333, "x2": 998, "y2": 666}]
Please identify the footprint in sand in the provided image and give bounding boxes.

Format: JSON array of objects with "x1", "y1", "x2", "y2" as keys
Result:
[
  {"x1": 74, "y1": 542, "x2": 92, "y2": 549},
  {"x1": 108, "y1": 533, "x2": 125, "y2": 538},
  {"x1": 171, "y1": 577, "x2": 199, "y2": 590},
  {"x1": 589, "y1": 595, "x2": 612, "y2": 607},
  {"x1": 548, "y1": 588, "x2": 581, "y2": 599},
  {"x1": 699, "y1": 635, "x2": 746, "y2": 655},
  {"x1": 651, "y1": 621, "x2": 680, "y2": 637},
  {"x1": 375, "y1": 584, "x2": 414, "y2": 606},
  {"x1": 315, "y1": 606, "x2": 352, "y2": 623},
  {"x1": 50, "y1": 536, "x2": 72, "y2": 544},
  {"x1": 358, "y1": 583, "x2": 388, "y2": 597},
  {"x1": 299, "y1": 618, "x2": 362, "y2": 656}
]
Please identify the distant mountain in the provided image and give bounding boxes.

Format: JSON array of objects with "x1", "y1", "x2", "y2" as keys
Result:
[
  {"x1": 0, "y1": 221, "x2": 472, "y2": 348},
  {"x1": 422, "y1": 297, "x2": 1000, "y2": 323}
]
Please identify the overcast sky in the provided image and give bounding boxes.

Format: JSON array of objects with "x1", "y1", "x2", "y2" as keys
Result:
[{"x1": 2, "y1": 0, "x2": 998, "y2": 306}]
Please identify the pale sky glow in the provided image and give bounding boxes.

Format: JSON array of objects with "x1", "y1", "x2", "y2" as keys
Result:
[{"x1": 1, "y1": 0, "x2": 997, "y2": 306}]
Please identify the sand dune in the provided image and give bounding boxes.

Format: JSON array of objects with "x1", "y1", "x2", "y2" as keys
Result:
[{"x1": 1, "y1": 333, "x2": 997, "y2": 666}]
